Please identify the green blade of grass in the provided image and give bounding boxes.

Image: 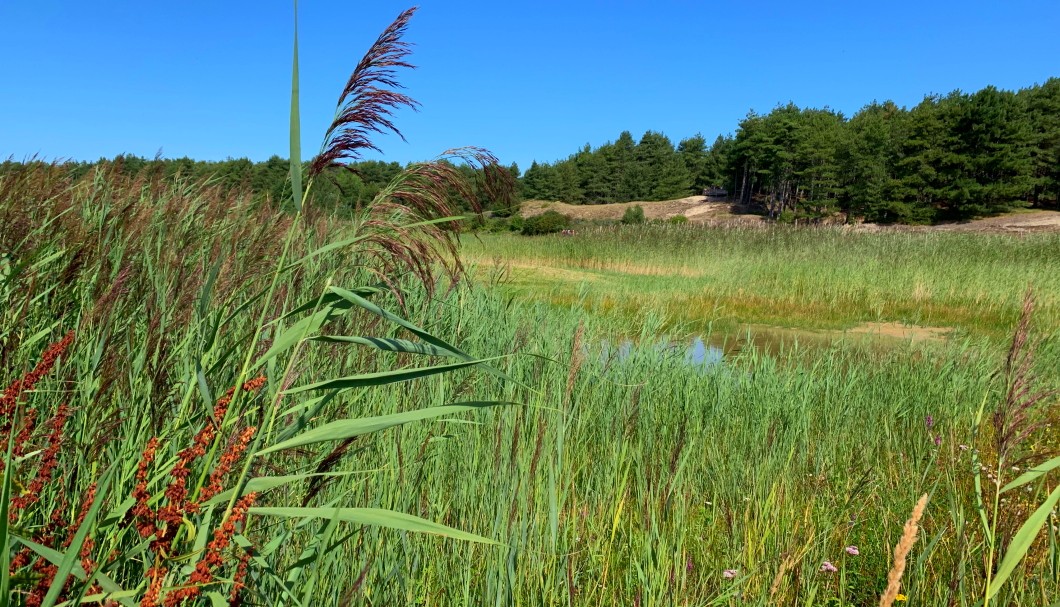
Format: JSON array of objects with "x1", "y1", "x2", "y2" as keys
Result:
[
  {"x1": 249, "y1": 506, "x2": 501, "y2": 545},
  {"x1": 1, "y1": 438, "x2": 13, "y2": 604},
  {"x1": 40, "y1": 469, "x2": 115, "y2": 607},
  {"x1": 258, "y1": 400, "x2": 515, "y2": 455},
  {"x1": 1000, "y1": 454, "x2": 1060, "y2": 493},
  {"x1": 202, "y1": 471, "x2": 372, "y2": 506},
  {"x1": 282, "y1": 357, "x2": 504, "y2": 395},
  {"x1": 289, "y1": 0, "x2": 302, "y2": 210},
  {"x1": 309, "y1": 335, "x2": 461, "y2": 357},
  {"x1": 986, "y1": 482, "x2": 1060, "y2": 601},
  {"x1": 13, "y1": 536, "x2": 132, "y2": 606}
]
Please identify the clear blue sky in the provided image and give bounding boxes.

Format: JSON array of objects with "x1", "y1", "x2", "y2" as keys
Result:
[{"x1": 2, "y1": 1, "x2": 1057, "y2": 171}]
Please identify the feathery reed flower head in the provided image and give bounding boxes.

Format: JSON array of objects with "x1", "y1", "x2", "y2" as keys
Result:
[{"x1": 309, "y1": 8, "x2": 419, "y2": 177}]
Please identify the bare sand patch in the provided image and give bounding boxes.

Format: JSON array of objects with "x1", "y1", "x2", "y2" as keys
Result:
[
  {"x1": 844, "y1": 322, "x2": 953, "y2": 342},
  {"x1": 519, "y1": 198, "x2": 1060, "y2": 233}
]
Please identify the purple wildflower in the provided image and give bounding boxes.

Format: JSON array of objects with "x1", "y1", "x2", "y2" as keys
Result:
[
  {"x1": 845, "y1": 545, "x2": 860, "y2": 556},
  {"x1": 934, "y1": 435, "x2": 942, "y2": 446},
  {"x1": 820, "y1": 561, "x2": 838, "y2": 573},
  {"x1": 723, "y1": 569, "x2": 738, "y2": 579},
  {"x1": 925, "y1": 414, "x2": 934, "y2": 429}
]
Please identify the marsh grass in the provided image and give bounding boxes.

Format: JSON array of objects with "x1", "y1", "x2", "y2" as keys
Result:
[{"x1": 2, "y1": 166, "x2": 1059, "y2": 603}]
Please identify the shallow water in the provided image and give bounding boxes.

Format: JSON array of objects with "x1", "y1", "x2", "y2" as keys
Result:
[
  {"x1": 598, "y1": 321, "x2": 951, "y2": 370},
  {"x1": 598, "y1": 336, "x2": 724, "y2": 369}
]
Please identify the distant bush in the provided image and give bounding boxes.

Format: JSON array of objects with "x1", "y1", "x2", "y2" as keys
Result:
[
  {"x1": 521, "y1": 210, "x2": 571, "y2": 235},
  {"x1": 621, "y1": 204, "x2": 645, "y2": 225},
  {"x1": 668, "y1": 215, "x2": 688, "y2": 224}
]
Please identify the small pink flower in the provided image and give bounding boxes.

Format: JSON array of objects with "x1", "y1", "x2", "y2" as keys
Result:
[
  {"x1": 722, "y1": 569, "x2": 738, "y2": 579},
  {"x1": 820, "y1": 561, "x2": 838, "y2": 573},
  {"x1": 959, "y1": 444, "x2": 969, "y2": 451},
  {"x1": 845, "y1": 545, "x2": 859, "y2": 556},
  {"x1": 934, "y1": 435, "x2": 942, "y2": 446}
]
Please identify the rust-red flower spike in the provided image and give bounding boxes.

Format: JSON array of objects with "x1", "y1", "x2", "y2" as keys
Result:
[
  {"x1": 10, "y1": 404, "x2": 71, "y2": 518},
  {"x1": 64, "y1": 483, "x2": 98, "y2": 547},
  {"x1": 230, "y1": 548, "x2": 252, "y2": 607},
  {"x1": 141, "y1": 566, "x2": 166, "y2": 607},
  {"x1": 162, "y1": 493, "x2": 257, "y2": 607},
  {"x1": 1, "y1": 331, "x2": 74, "y2": 424},
  {"x1": 199, "y1": 426, "x2": 257, "y2": 503},
  {"x1": 131, "y1": 438, "x2": 160, "y2": 538},
  {"x1": 12, "y1": 407, "x2": 39, "y2": 458},
  {"x1": 213, "y1": 375, "x2": 267, "y2": 422}
]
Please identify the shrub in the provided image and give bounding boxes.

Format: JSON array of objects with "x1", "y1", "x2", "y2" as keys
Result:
[
  {"x1": 668, "y1": 214, "x2": 688, "y2": 224},
  {"x1": 521, "y1": 210, "x2": 571, "y2": 235},
  {"x1": 621, "y1": 204, "x2": 645, "y2": 225}
]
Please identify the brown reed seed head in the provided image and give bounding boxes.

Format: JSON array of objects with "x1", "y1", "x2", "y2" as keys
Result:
[
  {"x1": 308, "y1": 8, "x2": 419, "y2": 177},
  {"x1": 993, "y1": 287, "x2": 1055, "y2": 465},
  {"x1": 880, "y1": 493, "x2": 929, "y2": 607}
]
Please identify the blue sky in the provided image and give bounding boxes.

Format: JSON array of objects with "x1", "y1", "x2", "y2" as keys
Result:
[{"x1": 2, "y1": 1, "x2": 1058, "y2": 171}]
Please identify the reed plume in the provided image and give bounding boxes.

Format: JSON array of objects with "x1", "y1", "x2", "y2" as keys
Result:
[
  {"x1": 880, "y1": 493, "x2": 929, "y2": 607},
  {"x1": 992, "y1": 286, "x2": 1054, "y2": 465},
  {"x1": 308, "y1": 7, "x2": 419, "y2": 177}
]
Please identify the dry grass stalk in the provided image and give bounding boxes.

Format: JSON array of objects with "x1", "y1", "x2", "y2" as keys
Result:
[{"x1": 879, "y1": 493, "x2": 929, "y2": 607}]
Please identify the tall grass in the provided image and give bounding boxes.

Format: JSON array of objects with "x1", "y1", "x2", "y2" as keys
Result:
[{"x1": 3, "y1": 165, "x2": 1058, "y2": 603}]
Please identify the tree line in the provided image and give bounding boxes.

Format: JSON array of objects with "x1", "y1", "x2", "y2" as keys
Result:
[
  {"x1": 4, "y1": 78, "x2": 1057, "y2": 224},
  {"x1": 521, "y1": 78, "x2": 1060, "y2": 223}
]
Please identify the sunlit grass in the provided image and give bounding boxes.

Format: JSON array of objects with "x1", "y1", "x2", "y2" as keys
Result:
[{"x1": 463, "y1": 224, "x2": 1060, "y2": 337}]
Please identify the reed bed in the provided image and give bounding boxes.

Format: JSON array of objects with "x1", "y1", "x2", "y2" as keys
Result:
[{"x1": 2, "y1": 162, "x2": 1058, "y2": 605}]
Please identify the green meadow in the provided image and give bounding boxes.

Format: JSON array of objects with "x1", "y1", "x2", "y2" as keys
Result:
[{"x1": 462, "y1": 224, "x2": 1060, "y2": 338}]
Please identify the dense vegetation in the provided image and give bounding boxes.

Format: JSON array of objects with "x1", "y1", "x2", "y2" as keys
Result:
[
  {"x1": 4, "y1": 163, "x2": 1058, "y2": 606},
  {"x1": 0, "y1": 156, "x2": 519, "y2": 218},
  {"x1": 520, "y1": 79, "x2": 1060, "y2": 223}
]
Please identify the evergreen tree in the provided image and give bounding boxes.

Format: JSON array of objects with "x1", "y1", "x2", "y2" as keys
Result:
[
  {"x1": 1021, "y1": 78, "x2": 1060, "y2": 207},
  {"x1": 677, "y1": 134, "x2": 711, "y2": 193}
]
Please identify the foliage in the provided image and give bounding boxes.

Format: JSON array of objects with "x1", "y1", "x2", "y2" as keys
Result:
[
  {"x1": 621, "y1": 204, "x2": 645, "y2": 225},
  {"x1": 1, "y1": 6, "x2": 514, "y2": 606},
  {"x1": 520, "y1": 210, "x2": 572, "y2": 235},
  {"x1": 516, "y1": 79, "x2": 1060, "y2": 223}
]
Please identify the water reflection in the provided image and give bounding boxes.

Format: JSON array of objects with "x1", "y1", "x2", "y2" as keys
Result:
[{"x1": 598, "y1": 336, "x2": 725, "y2": 369}]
